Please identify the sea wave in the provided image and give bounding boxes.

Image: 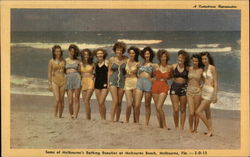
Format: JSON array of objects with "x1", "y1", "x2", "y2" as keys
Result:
[
  {"x1": 162, "y1": 47, "x2": 232, "y2": 53},
  {"x1": 11, "y1": 75, "x2": 240, "y2": 111},
  {"x1": 11, "y1": 42, "x2": 112, "y2": 50},
  {"x1": 196, "y1": 44, "x2": 220, "y2": 48},
  {"x1": 117, "y1": 39, "x2": 163, "y2": 45}
]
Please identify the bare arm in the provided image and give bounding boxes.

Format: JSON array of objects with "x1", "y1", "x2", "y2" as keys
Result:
[
  {"x1": 48, "y1": 59, "x2": 53, "y2": 91},
  {"x1": 107, "y1": 57, "x2": 113, "y2": 87},
  {"x1": 212, "y1": 66, "x2": 218, "y2": 103}
]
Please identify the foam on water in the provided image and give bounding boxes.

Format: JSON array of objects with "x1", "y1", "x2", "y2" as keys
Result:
[
  {"x1": 11, "y1": 42, "x2": 112, "y2": 50},
  {"x1": 117, "y1": 39, "x2": 163, "y2": 44},
  {"x1": 11, "y1": 75, "x2": 240, "y2": 111},
  {"x1": 196, "y1": 44, "x2": 220, "y2": 48}
]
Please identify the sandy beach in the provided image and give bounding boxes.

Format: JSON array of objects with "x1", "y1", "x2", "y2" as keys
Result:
[{"x1": 10, "y1": 94, "x2": 240, "y2": 149}]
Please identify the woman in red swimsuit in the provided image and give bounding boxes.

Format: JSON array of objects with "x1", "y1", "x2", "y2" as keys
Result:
[{"x1": 152, "y1": 49, "x2": 172, "y2": 129}]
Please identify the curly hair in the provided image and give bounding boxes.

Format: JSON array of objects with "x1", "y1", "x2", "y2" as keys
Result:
[
  {"x1": 68, "y1": 44, "x2": 79, "y2": 59},
  {"x1": 191, "y1": 53, "x2": 204, "y2": 68},
  {"x1": 140, "y1": 46, "x2": 155, "y2": 62},
  {"x1": 127, "y1": 46, "x2": 140, "y2": 62},
  {"x1": 200, "y1": 52, "x2": 215, "y2": 66},
  {"x1": 93, "y1": 48, "x2": 108, "y2": 59},
  {"x1": 52, "y1": 45, "x2": 63, "y2": 60},
  {"x1": 157, "y1": 49, "x2": 170, "y2": 64},
  {"x1": 113, "y1": 41, "x2": 126, "y2": 54},
  {"x1": 178, "y1": 50, "x2": 190, "y2": 67},
  {"x1": 80, "y1": 49, "x2": 93, "y2": 64}
]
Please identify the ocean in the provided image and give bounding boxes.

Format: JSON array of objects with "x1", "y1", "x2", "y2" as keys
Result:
[{"x1": 11, "y1": 31, "x2": 240, "y2": 110}]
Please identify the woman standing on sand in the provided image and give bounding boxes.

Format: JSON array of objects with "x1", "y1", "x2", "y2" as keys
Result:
[
  {"x1": 187, "y1": 54, "x2": 203, "y2": 133},
  {"x1": 108, "y1": 42, "x2": 128, "y2": 122},
  {"x1": 48, "y1": 45, "x2": 66, "y2": 118},
  {"x1": 152, "y1": 49, "x2": 172, "y2": 129},
  {"x1": 94, "y1": 48, "x2": 109, "y2": 120},
  {"x1": 65, "y1": 44, "x2": 81, "y2": 119},
  {"x1": 124, "y1": 46, "x2": 140, "y2": 123},
  {"x1": 170, "y1": 50, "x2": 189, "y2": 130},
  {"x1": 195, "y1": 52, "x2": 218, "y2": 137},
  {"x1": 134, "y1": 47, "x2": 155, "y2": 125},
  {"x1": 80, "y1": 49, "x2": 95, "y2": 120}
]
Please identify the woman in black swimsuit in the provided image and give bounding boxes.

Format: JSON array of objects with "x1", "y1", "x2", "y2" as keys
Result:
[
  {"x1": 170, "y1": 50, "x2": 190, "y2": 130},
  {"x1": 94, "y1": 48, "x2": 109, "y2": 120}
]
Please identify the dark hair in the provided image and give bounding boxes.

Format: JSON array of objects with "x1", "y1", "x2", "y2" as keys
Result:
[
  {"x1": 200, "y1": 52, "x2": 215, "y2": 66},
  {"x1": 68, "y1": 44, "x2": 79, "y2": 59},
  {"x1": 80, "y1": 49, "x2": 93, "y2": 64},
  {"x1": 113, "y1": 41, "x2": 126, "y2": 54},
  {"x1": 127, "y1": 46, "x2": 140, "y2": 62},
  {"x1": 140, "y1": 46, "x2": 155, "y2": 62},
  {"x1": 157, "y1": 49, "x2": 170, "y2": 64},
  {"x1": 93, "y1": 48, "x2": 108, "y2": 59},
  {"x1": 191, "y1": 54, "x2": 204, "y2": 68},
  {"x1": 52, "y1": 45, "x2": 63, "y2": 59},
  {"x1": 178, "y1": 50, "x2": 190, "y2": 67}
]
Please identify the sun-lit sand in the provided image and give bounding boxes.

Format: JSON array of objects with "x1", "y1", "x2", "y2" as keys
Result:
[{"x1": 11, "y1": 94, "x2": 240, "y2": 149}]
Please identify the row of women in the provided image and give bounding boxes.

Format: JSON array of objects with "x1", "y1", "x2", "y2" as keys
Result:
[{"x1": 48, "y1": 42, "x2": 218, "y2": 137}]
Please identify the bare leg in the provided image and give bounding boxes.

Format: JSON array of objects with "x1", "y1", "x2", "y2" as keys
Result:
[
  {"x1": 152, "y1": 94, "x2": 162, "y2": 128},
  {"x1": 116, "y1": 88, "x2": 124, "y2": 122},
  {"x1": 125, "y1": 90, "x2": 133, "y2": 123},
  {"x1": 67, "y1": 90, "x2": 74, "y2": 118},
  {"x1": 74, "y1": 88, "x2": 81, "y2": 118},
  {"x1": 59, "y1": 85, "x2": 65, "y2": 118},
  {"x1": 95, "y1": 89, "x2": 108, "y2": 120},
  {"x1": 110, "y1": 86, "x2": 118, "y2": 122},
  {"x1": 187, "y1": 96, "x2": 195, "y2": 132},
  {"x1": 135, "y1": 89, "x2": 143, "y2": 123},
  {"x1": 144, "y1": 92, "x2": 152, "y2": 125},
  {"x1": 193, "y1": 95, "x2": 201, "y2": 132},
  {"x1": 170, "y1": 95, "x2": 180, "y2": 129},
  {"x1": 195, "y1": 100, "x2": 213, "y2": 136},
  {"x1": 205, "y1": 106, "x2": 212, "y2": 134},
  {"x1": 52, "y1": 82, "x2": 60, "y2": 118},
  {"x1": 180, "y1": 95, "x2": 187, "y2": 130},
  {"x1": 84, "y1": 89, "x2": 94, "y2": 120},
  {"x1": 157, "y1": 93, "x2": 168, "y2": 128},
  {"x1": 132, "y1": 89, "x2": 137, "y2": 123}
]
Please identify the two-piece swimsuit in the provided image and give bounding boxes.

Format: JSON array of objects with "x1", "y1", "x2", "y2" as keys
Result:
[
  {"x1": 202, "y1": 65, "x2": 215, "y2": 101},
  {"x1": 124, "y1": 61, "x2": 139, "y2": 90},
  {"x1": 170, "y1": 65, "x2": 188, "y2": 96},
  {"x1": 136, "y1": 64, "x2": 153, "y2": 92},
  {"x1": 109, "y1": 62, "x2": 126, "y2": 88},
  {"x1": 186, "y1": 68, "x2": 202, "y2": 97},
  {"x1": 65, "y1": 61, "x2": 81, "y2": 90},
  {"x1": 51, "y1": 60, "x2": 66, "y2": 87},
  {"x1": 152, "y1": 68, "x2": 171, "y2": 94},
  {"x1": 95, "y1": 60, "x2": 108, "y2": 89},
  {"x1": 80, "y1": 64, "x2": 94, "y2": 91}
]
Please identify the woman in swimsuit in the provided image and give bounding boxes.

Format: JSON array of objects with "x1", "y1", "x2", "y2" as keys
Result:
[
  {"x1": 48, "y1": 45, "x2": 66, "y2": 118},
  {"x1": 80, "y1": 49, "x2": 95, "y2": 120},
  {"x1": 187, "y1": 54, "x2": 203, "y2": 133},
  {"x1": 108, "y1": 42, "x2": 128, "y2": 122},
  {"x1": 170, "y1": 50, "x2": 190, "y2": 130},
  {"x1": 152, "y1": 49, "x2": 172, "y2": 129},
  {"x1": 94, "y1": 48, "x2": 109, "y2": 120},
  {"x1": 195, "y1": 52, "x2": 218, "y2": 137},
  {"x1": 135, "y1": 47, "x2": 155, "y2": 125},
  {"x1": 124, "y1": 46, "x2": 140, "y2": 123},
  {"x1": 65, "y1": 44, "x2": 81, "y2": 119}
]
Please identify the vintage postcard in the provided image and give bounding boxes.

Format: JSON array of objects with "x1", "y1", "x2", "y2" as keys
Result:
[{"x1": 1, "y1": 0, "x2": 249, "y2": 156}]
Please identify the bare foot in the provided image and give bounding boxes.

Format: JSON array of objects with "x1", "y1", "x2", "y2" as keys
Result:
[
  {"x1": 206, "y1": 129, "x2": 213, "y2": 137},
  {"x1": 189, "y1": 129, "x2": 194, "y2": 133}
]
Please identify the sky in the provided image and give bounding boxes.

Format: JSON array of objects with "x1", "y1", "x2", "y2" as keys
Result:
[{"x1": 11, "y1": 9, "x2": 240, "y2": 31}]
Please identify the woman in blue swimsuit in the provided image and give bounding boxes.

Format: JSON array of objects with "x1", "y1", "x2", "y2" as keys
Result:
[
  {"x1": 65, "y1": 44, "x2": 81, "y2": 119},
  {"x1": 135, "y1": 47, "x2": 155, "y2": 125},
  {"x1": 108, "y1": 42, "x2": 128, "y2": 122}
]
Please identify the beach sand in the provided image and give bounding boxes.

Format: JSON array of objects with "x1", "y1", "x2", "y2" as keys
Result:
[{"x1": 10, "y1": 94, "x2": 240, "y2": 149}]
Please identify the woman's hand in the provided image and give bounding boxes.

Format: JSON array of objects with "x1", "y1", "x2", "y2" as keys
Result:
[
  {"x1": 212, "y1": 96, "x2": 217, "y2": 104},
  {"x1": 48, "y1": 83, "x2": 52, "y2": 92}
]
